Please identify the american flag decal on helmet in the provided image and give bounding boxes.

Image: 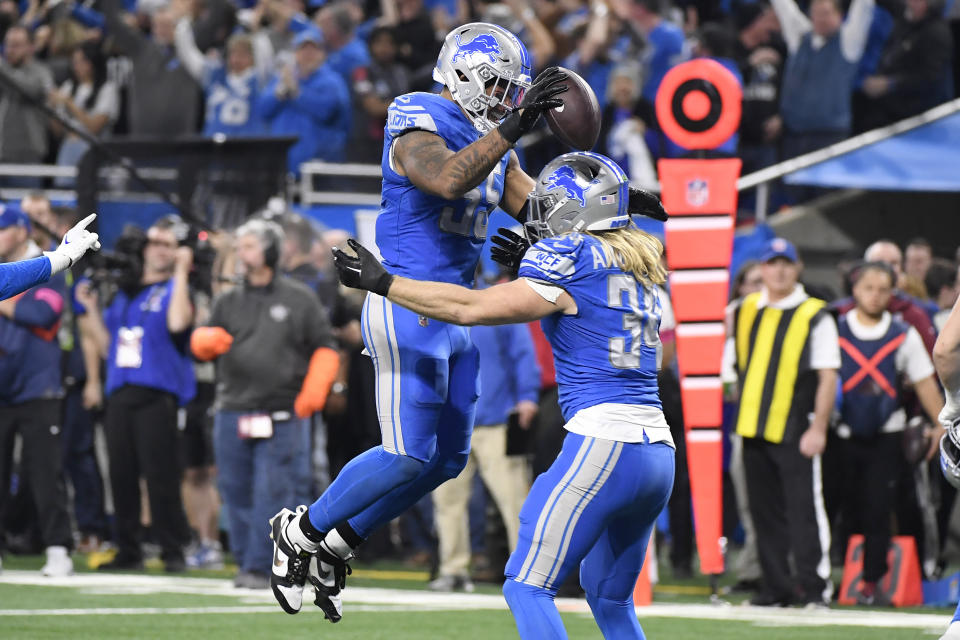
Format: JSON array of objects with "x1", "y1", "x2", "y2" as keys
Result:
[{"x1": 600, "y1": 195, "x2": 615, "y2": 205}]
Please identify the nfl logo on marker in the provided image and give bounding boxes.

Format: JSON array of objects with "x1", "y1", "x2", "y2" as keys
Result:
[
  {"x1": 600, "y1": 195, "x2": 615, "y2": 205},
  {"x1": 686, "y1": 178, "x2": 709, "y2": 207}
]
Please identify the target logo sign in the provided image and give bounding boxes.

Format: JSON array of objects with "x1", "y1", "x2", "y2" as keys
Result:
[{"x1": 655, "y1": 59, "x2": 742, "y2": 150}]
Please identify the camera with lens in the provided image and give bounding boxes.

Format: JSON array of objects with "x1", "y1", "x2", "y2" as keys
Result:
[{"x1": 83, "y1": 223, "x2": 146, "y2": 293}]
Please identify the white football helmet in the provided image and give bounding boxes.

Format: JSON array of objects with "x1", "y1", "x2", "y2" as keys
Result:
[
  {"x1": 433, "y1": 23, "x2": 532, "y2": 133},
  {"x1": 941, "y1": 413, "x2": 960, "y2": 489}
]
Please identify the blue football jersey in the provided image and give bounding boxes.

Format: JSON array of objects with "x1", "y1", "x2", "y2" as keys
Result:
[
  {"x1": 203, "y1": 67, "x2": 264, "y2": 137},
  {"x1": 379, "y1": 92, "x2": 509, "y2": 287},
  {"x1": 518, "y1": 233, "x2": 662, "y2": 419}
]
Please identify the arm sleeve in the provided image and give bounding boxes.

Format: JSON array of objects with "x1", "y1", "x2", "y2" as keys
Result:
[
  {"x1": 92, "y1": 81, "x2": 120, "y2": 123},
  {"x1": 840, "y1": 0, "x2": 876, "y2": 62},
  {"x1": 174, "y1": 18, "x2": 207, "y2": 82},
  {"x1": 258, "y1": 76, "x2": 284, "y2": 119},
  {"x1": 721, "y1": 337, "x2": 737, "y2": 383},
  {"x1": 505, "y1": 323, "x2": 541, "y2": 404},
  {"x1": 897, "y1": 326, "x2": 936, "y2": 384},
  {"x1": 13, "y1": 285, "x2": 64, "y2": 329},
  {"x1": 770, "y1": 0, "x2": 812, "y2": 53},
  {"x1": 291, "y1": 74, "x2": 348, "y2": 121},
  {"x1": 0, "y1": 257, "x2": 51, "y2": 301},
  {"x1": 809, "y1": 313, "x2": 841, "y2": 370}
]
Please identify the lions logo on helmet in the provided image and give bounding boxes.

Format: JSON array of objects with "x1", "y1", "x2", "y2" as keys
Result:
[
  {"x1": 433, "y1": 23, "x2": 532, "y2": 133},
  {"x1": 525, "y1": 152, "x2": 631, "y2": 242},
  {"x1": 543, "y1": 165, "x2": 599, "y2": 208}
]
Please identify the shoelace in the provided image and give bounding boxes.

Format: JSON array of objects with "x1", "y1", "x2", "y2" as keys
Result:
[{"x1": 288, "y1": 551, "x2": 310, "y2": 584}]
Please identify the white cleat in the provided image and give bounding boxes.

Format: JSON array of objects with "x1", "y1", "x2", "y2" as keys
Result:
[{"x1": 269, "y1": 506, "x2": 312, "y2": 614}]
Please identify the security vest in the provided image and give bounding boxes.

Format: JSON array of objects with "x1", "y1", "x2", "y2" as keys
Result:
[
  {"x1": 837, "y1": 314, "x2": 906, "y2": 439},
  {"x1": 734, "y1": 292, "x2": 826, "y2": 443}
]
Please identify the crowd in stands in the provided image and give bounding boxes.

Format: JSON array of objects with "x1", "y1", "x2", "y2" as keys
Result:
[
  {"x1": 0, "y1": 0, "x2": 955, "y2": 186},
  {"x1": 1, "y1": 0, "x2": 960, "y2": 607}
]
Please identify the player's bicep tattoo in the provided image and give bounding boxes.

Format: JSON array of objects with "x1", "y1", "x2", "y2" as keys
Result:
[{"x1": 394, "y1": 131, "x2": 451, "y2": 186}]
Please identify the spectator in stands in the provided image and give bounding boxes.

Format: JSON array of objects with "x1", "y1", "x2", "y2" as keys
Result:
[
  {"x1": 280, "y1": 213, "x2": 339, "y2": 314},
  {"x1": 315, "y1": 0, "x2": 370, "y2": 86},
  {"x1": 0, "y1": 204, "x2": 74, "y2": 577},
  {"x1": 88, "y1": 0, "x2": 202, "y2": 135},
  {"x1": 734, "y1": 2, "x2": 785, "y2": 174},
  {"x1": 598, "y1": 63, "x2": 658, "y2": 189},
  {"x1": 723, "y1": 238, "x2": 839, "y2": 607},
  {"x1": 834, "y1": 239, "x2": 939, "y2": 354},
  {"x1": 611, "y1": 0, "x2": 685, "y2": 102},
  {"x1": 0, "y1": 26, "x2": 54, "y2": 187},
  {"x1": 48, "y1": 41, "x2": 119, "y2": 188},
  {"x1": 27, "y1": 196, "x2": 108, "y2": 553},
  {"x1": 926, "y1": 258, "x2": 960, "y2": 332},
  {"x1": 905, "y1": 237, "x2": 934, "y2": 286},
  {"x1": 382, "y1": 0, "x2": 441, "y2": 90},
  {"x1": 349, "y1": 25, "x2": 410, "y2": 163},
  {"x1": 861, "y1": 0, "x2": 953, "y2": 128},
  {"x1": 191, "y1": 219, "x2": 338, "y2": 588},
  {"x1": 477, "y1": 0, "x2": 556, "y2": 68},
  {"x1": 833, "y1": 261, "x2": 943, "y2": 605},
  {"x1": 773, "y1": 0, "x2": 874, "y2": 164},
  {"x1": 0, "y1": 1, "x2": 18, "y2": 43},
  {"x1": 259, "y1": 28, "x2": 350, "y2": 174},
  {"x1": 82, "y1": 217, "x2": 196, "y2": 572},
  {"x1": 174, "y1": 9, "x2": 269, "y2": 137},
  {"x1": 430, "y1": 276, "x2": 539, "y2": 593}
]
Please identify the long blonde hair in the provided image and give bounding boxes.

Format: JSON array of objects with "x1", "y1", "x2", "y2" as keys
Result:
[{"x1": 585, "y1": 227, "x2": 667, "y2": 286}]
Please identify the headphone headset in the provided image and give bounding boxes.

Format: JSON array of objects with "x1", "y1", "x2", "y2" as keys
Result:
[{"x1": 260, "y1": 221, "x2": 283, "y2": 269}]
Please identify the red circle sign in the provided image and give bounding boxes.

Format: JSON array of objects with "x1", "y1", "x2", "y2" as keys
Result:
[{"x1": 655, "y1": 59, "x2": 742, "y2": 150}]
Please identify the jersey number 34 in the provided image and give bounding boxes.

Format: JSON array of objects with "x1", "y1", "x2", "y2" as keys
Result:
[{"x1": 607, "y1": 274, "x2": 660, "y2": 369}]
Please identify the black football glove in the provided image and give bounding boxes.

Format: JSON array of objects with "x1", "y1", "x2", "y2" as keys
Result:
[
  {"x1": 331, "y1": 238, "x2": 394, "y2": 296},
  {"x1": 490, "y1": 227, "x2": 531, "y2": 277},
  {"x1": 628, "y1": 187, "x2": 668, "y2": 221},
  {"x1": 498, "y1": 67, "x2": 568, "y2": 144}
]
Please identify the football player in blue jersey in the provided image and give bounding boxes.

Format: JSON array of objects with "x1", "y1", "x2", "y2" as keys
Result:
[
  {"x1": 266, "y1": 22, "x2": 570, "y2": 619},
  {"x1": 936, "y1": 293, "x2": 960, "y2": 640},
  {"x1": 333, "y1": 151, "x2": 673, "y2": 640}
]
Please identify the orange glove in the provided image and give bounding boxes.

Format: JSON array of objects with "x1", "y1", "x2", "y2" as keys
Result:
[
  {"x1": 294, "y1": 347, "x2": 340, "y2": 418},
  {"x1": 191, "y1": 326, "x2": 233, "y2": 361}
]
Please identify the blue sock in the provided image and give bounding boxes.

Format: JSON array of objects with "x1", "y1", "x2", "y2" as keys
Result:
[
  {"x1": 347, "y1": 451, "x2": 467, "y2": 537},
  {"x1": 503, "y1": 579, "x2": 568, "y2": 640},
  {"x1": 307, "y1": 446, "x2": 423, "y2": 534},
  {"x1": 585, "y1": 591, "x2": 645, "y2": 639}
]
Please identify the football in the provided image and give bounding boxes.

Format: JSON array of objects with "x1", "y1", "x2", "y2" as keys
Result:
[{"x1": 544, "y1": 67, "x2": 602, "y2": 151}]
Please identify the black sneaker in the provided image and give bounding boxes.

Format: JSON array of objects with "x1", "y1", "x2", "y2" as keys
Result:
[
  {"x1": 269, "y1": 506, "x2": 312, "y2": 614},
  {"x1": 309, "y1": 544, "x2": 353, "y2": 623}
]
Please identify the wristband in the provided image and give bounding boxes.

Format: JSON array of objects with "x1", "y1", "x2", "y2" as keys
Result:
[{"x1": 498, "y1": 111, "x2": 524, "y2": 144}]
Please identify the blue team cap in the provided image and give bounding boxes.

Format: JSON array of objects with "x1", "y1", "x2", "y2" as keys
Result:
[
  {"x1": 293, "y1": 28, "x2": 324, "y2": 49},
  {"x1": 0, "y1": 203, "x2": 31, "y2": 232},
  {"x1": 760, "y1": 237, "x2": 798, "y2": 263}
]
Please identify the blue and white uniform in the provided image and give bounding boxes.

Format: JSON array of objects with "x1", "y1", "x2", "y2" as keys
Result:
[
  {"x1": 307, "y1": 91, "x2": 510, "y2": 538},
  {"x1": 504, "y1": 233, "x2": 675, "y2": 640}
]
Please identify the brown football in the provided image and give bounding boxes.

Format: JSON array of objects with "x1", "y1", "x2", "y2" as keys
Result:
[{"x1": 544, "y1": 67, "x2": 602, "y2": 151}]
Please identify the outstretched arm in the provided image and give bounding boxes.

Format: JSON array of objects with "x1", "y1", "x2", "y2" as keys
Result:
[
  {"x1": 387, "y1": 276, "x2": 569, "y2": 326},
  {"x1": 331, "y1": 238, "x2": 573, "y2": 325}
]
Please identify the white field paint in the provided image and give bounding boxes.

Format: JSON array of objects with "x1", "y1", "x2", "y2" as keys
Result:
[{"x1": 0, "y1": 570, "x2": 951, "y2": 633}]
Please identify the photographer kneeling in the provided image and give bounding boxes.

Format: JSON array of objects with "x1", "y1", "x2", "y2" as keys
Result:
[{"x1": 81, "y1": 216, "x2": 196, "y2": 571}]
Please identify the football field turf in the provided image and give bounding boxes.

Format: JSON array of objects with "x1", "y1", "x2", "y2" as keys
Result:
[{"x1": 0, "y1": 558, "x2": 953, "y2": 639}]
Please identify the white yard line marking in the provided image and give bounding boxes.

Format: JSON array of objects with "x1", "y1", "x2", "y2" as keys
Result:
[{"x1": 0, "y1": 571, "x2": 951, "y2": 630}]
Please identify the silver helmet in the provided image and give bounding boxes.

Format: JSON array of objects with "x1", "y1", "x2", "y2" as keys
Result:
[
  {"x1": 941, "y1": 415, "x2": 960, "y2": 489},
  {"x1": 525, "y1": 152, "x2": 631, "y2": 242},
  {"x1": 433, "y1": 23, "x2": 532, "y2": 133}
]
